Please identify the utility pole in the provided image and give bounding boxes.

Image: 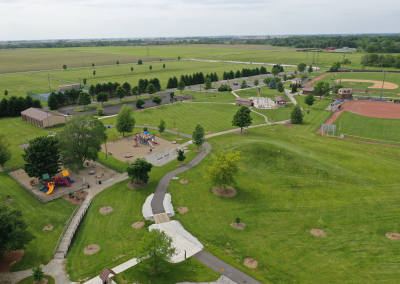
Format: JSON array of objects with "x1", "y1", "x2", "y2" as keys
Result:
[
  {"x1": 147, "y1": 45, "x2": 149, "y2": 57},
  {"x1": 315, "y1": 49, "x2": 320, "y2": 77},
  {"x1": 47, "y1": 74, "x2": 51, "y2": 93},
  {"x1": 331, "y1": 74, "x2": 337, "y2": 116},
  {"x1": 339, "y1": 55, "x2": 347, "y2": 84},
  {"x1": 380, "y1": 71, "x2": 387, "y2": 100},
  {"x1": 380, "y1": 47, "x2": 387, "y2": 71}
]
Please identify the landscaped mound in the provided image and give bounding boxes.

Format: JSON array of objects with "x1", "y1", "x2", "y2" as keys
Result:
[
  {"x1": 310, "y1": 229, "x2": 326, "y2": 237},
  {"x1": 230, "y1": 222, "x2": 246, "y2": 230},
  {"x1": 212, "y1": 186, "x2": 237, "y2": 197},
  {"x1": 99, "y1": 206, "x2": 114, "y2": 215},
  {"x1": 127, "y1": 180, "x2": 149, "y2": 190},
  {"x1": 244, "y1": 257, "x2": 258, "y2": 269},
  {"x1": 83, "y1": 244, "x2": 100, "y2": 255}
]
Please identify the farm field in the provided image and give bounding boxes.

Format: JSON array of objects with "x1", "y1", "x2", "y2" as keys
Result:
[
  {"x1": 168, "y1": 125, "x2": 400, "y2": 283},
  {"x1": 0, "y1": 172, "x2": 76, "y2": 271},
  {"x1": 332, "y1": 111, "x2": 400, "y2": 146}
]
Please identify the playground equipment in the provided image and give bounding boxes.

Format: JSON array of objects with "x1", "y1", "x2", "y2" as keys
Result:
[
  {"x1": 133, "y1": 133, "x2": 157, "y2": 148},
  {"x1": 44, "y1": 181, "x2": 55, "y2": 195},
  {"x1": 251, "y1": 97, "x2": 277, "y2": 109},
  {"x1": 54, "y1": 170, "x2": 72, "y2": 187},
  {"x1": 123, "y1": 153, "x2": 133, "y2": 158},
  {"x1": 40, "y1": 171, "x2": 74, "y2": 195}
]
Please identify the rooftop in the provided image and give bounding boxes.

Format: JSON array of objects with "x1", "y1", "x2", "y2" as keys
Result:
[{"x1": 21, "y1": 108, "x2": 63, "y2": 121}]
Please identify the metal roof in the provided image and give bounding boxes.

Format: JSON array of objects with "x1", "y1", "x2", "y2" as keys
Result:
[
  {"x1": 236, "y1": 97, "x2": 253, "y2": 102},
  {"x1": 274, "y1": 96, "x2": 287, "y2": 102},
  {"x1": 21, "y1": 108, "x2": 63, "y2": 121},
  {"x1": 99, "y1": 268, "x2": 117, "y2": 281}
]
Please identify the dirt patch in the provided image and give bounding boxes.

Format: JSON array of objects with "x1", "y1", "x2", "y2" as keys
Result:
[
  {"x1": 127, "y1": 180, "x2": 149, "y2": 190},
  {"x1": 310, "y1": 229, "x2": 326, "y2": 237},
  {"x1": 230, "y1": 222, "x2": 246, "y2": 230},
  {"x1": 99, "y1": 206, "x2": 114, "y2": 215},
  {"x1": 212, "y1": 186, "x2": 237, "y2": 197},
  {"x1": 336, "y1": 79, "x2": 399, "y2": 89},
  {"x1": 178, "y1": 207, "x2": 189, "y2": 214},
  {"x1": 64, "y1": 191, "x2": 88, "y2": 205},
  {"x1": 43, "y1": 225, "x2": 54, "y2": 231},
  {"x1": 244, "y1": 257, "x2": 258, "y2": 269},
  {"x1": 386, "y1": 232, "x2": 400, "y2": 240},
  {"x1": 84, "y1": 244, "x2": 100, "y2": 255},
  {"x1": 270, "y1": 129, "x2": 276, "y2": 131},
  {"x1": 143, "y1": 123, "x2": 149, "y2": 125},
  {"x1": 212, "y1": 97, "x2": 217, "y2": 98},
  {"x1": 305, "y1": 108, "x2": 313, "y2": 110},
  {"x1": 233, "y1": 130, "x2": 249, "y2": 135},
  {"x1": 34, "y1": 278, "x2": 48, "y2": 284},
  {"x1": 0, "y1": 250, "x2": 24, "y2": 272},
  {"x1": 180, "y1": 179, "x2": 189, "y2": 184},
  {"x1": 205, "y1": 131, "x2": 211, "y2": 134},
  {"x1": 3, "y1": 199, "x2": 13, "y2": 204},
  {"x1": 157, "y1": 133, "x2": 166, "y2": 136},
  {"x1": 173, "y1": 128, "x2": 179, "y2": 130},
  {"x1": 176, "y1": 138, "x2": 183, "y2": 140},
  {"x1": 193, "y1": 148, "x2": 202, "y2": 152},
  {"x1": 132, "y1": 222, "x2": 145, "y2": 229},
  {"x1": 284, "y1": 124, "x2": 292, "y2": 129}
]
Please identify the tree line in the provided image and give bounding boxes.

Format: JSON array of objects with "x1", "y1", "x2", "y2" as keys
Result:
[
  {"x1": 0, "y1": 96, "x2": 42, "y2": 118},
  {"x1": 361, "y1": 53, "x2": 400, "y2": 68}
]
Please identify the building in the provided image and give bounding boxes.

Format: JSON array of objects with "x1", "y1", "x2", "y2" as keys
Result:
[
  {"x1": 325, "y1": 47, "x2": 336, "y2": 51},
  {"x1": 236, "y1": 97, "x2": 253, "y2": 107},
  {"x1": 21, "y1": 108, "x2": 66, "y2": 128},
  {"x1": 58, "y1": 83, "x2": 81, "y2": 92},
  {"x1": 291, "y1": 78, "x2": 302, "y2": 87},
  {"x1": 302, "y1": 87, "x2": 314, "y2": 95},
  {"x1": 337, "y1": 87, "x2": 353, "y2": 99},
  {"x1": 274, "y1": 96, "x2": 287, "y2": 106}
]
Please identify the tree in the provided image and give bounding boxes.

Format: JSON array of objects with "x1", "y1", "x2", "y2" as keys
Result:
[
  {"x1": 22, "y1": 136, "x2": 61, "y2": 179},
  {"x1": 297, "y1": 63, "x2": 306, "y2": 74},
  {"x1": 0, "y1": 98, "x2": 8, "y2": 117},
  {"x1": 169, "y1": 92, "x2": 175, "y2": 104},
  {"x1": 290, "y1": 104, "x2": 303, "y2": 124},
  {"x1": 177, "y1": 80, "x2": 185, "y2": 93},
  {"x1": 240, "y1": 80, "x2": 247, "y2": 89},
  {"x1": 152, "y1": 95, "x2": 162, "y2": 107},
  {"x1": 0, "y1": 134, "x2": 12, "y2": 169},
  {"x1": 138, "y1": 59, "x2": 143, "y2": 65},
  {"x1": 63, "y1": 65, "x2": 67, "y2": 70},
  {"x1": 116, "y1": 60, "x2": 120, "y2": 65},
  {"x1": 132, "y1": 86, "x2": 141, "y2": 98},
  {"x1": 277, "y1": 82, "x2": 284, "y2": 94},
  {"x1": 96, "y1": 106, "x2": 105, "y2": 116},
  {"x1": 254, "y1": 79, "x2": 259, "y2": 87},
  {"x1": 263, "y1": 77, "x2": 272, "y2": 85},
  {"x1": 177, "y1": 149, "x2": 186, "y2": 163},
  {"x1": 89, "y1": 84, "x2": 96, "y2": 100},
  {"x1": 269, "y1": 77, "x2": 277, "y2": 89},
  {"x1": 47, "y1": 92, "x2": 59, "y2": 110},
  {"x1": 136, "y1": 229, "x2": 176, "y2": 274},
  {"x1": 158, "y1": 118, "x2": 166, "y2": 134},
  {"x1": 149, "y1": 78, "x2": 161, "y2": 91},
  {"x1": 308, "y1": 65, "x2": 313, "y2": 74},
  {"x1": 4, "y1": 90, "x2": 8, "y2": 97},
  {"x1": 305, "y1": 93, "x2": 315, "y2": 113},
  {"x1": 93, "y1": 70, "x2": 96, "y2": 76},
  {"x1": 96, "y1": 92, "x2": 109, "y2": 105},
  {"x1": 178, "y1": 56, "x2": 181, "y2": 60},
  {"x1": 314, "y1": 81, "x2": 330, "y2": 99},
  {"x1": 116, "y1": 104, "x2": 135, "y2": 137},
  {"x1": 0, "y1": 206, "x2": 36, "y2": 258},
  {"x1": 149, "y1": 65, "x2": 152, "y2": 72},
  {"x1": 204, "y1": 151, "x2": 241, "y2": 190},
  {"x1": 126, "y1": 158, "x2": 153, "y2": 184},
  {"x1": 136, "y1": 98, "x2": 145, "y2": 111},
  {"x1": 58, "y1": 115, "x2": 107, "y2": 172},
  {"x1": 32, "y1": 266, "x2": 44, "y2": 282},
  {"x1": 163, "y1": 63, "x2": 165, "y2": 68},
  {"x1": 131, "y1": 66, "x2": 134, "y2": 72},
  {"x1": 122, "y1": 82, "x2": 131, "y2": 95},
  {"x1": 192, "y1": 124, "x2": 205, "y2": 149},
  {"x1": 232, "y1": 106, "x2": 252, "y2": 132},
  {"x1": 271, "y1": 67, "x2": 280, "y2": 77},
  {"x1": 116, "y1": 86, "x2": 126, "y2": 101},
  {"x1": 204, "y1": 78, "x2": 212, "y2": 92},
  {"x1": 77, "y1": 92, "x2": 91, "y2": 108},
  {"x1": 92, "y1": 63, "x2": 94, "y2": 67},
  {"x1": 283, "y1": 74, "x2": 288, "y2": 81},
  {"x1": 146, "y1": 83, "x2": 156, "y2": 96},
  {"x1": 83, "y1": 78, "x2": 87, "y2": 85}
]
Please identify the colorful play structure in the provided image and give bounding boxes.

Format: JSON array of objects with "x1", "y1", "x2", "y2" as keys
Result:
[
  {"x1": 38, "y1": 170, "x2": 75, "y2": 195},
  {"x1": 133, "y1": 132, "x2": 158, "y2": 148}
]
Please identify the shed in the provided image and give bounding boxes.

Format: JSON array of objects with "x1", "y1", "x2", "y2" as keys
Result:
[
  {"x1": 302, "y1": 87, "x2": 314, "y2": 95},
  {"x1": 21, "y1": 108, "x2": 66, "y2": 128},
  {"x1": 236, "y1": 97, "x2": 253, "y2": 107},
  {"x1": 291, "y1": 78, "x2": 302, "y2": 87},
  {"x1": 99, "y1": 268, "x2": 117, "y2": 284},
  {"x1": 337, "y1": 87, "x2": 353, "y2": 99},
  {"x1": 58, "y1": 83, "x2": 81, "y2": 92},
  {"x1": 274, "y1": 96, "x2": 287, "y2": 106}
]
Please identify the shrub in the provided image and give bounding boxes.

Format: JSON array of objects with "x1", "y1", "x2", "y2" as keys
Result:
[
  {"x1": 217, "y1": 85, "x2": 232, "y2": 92},
  {"x1": 235, "y1": 217, "x2": 241, "y2": 223},
  {"x1": 96, "y1": 106, "x2": 105, "y2": 116}
]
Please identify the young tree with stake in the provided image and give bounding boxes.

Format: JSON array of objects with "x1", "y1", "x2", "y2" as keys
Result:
[
  {"x1": 158, "y1": 119, "x2": 166, "y2": 134},
  {"x1": 192, "y1": 124, "x2": 205, "y2": 150}
]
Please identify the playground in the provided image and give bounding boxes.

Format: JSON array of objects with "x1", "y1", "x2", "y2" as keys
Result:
[
  {"x1": 250, "y1": 97, "x2": 277, "y2": 109},
  {"x1": 101, "y1": 132, "x2": 177, "y2": 163}
]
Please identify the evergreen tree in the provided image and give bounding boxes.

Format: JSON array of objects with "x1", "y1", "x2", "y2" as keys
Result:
[
  {"x1": 24, "y1": 96, "x2": 33, "y2": 109},
  {"x1": 277, "y1": 82, "x2": 284, "y2": 94},
  {"x1": 172, "y1": 76, "x2": 178, "y2": 88},
  {"x1": 214, "y1": 72, "x2": 219, "y2": 81},
  {"x1": 223, "y1": 72, "x2": 229, "y2": 80},
  {"x1": 290, "y1": 105, "x2": 303, "y2": 124},
  {"x1": 48, "y1": 92, "x2": 59, "y2": 110},
  {"x1": 93, "y1": 70, "x2": 96, "y2": 76},
  {"x1": 229, "y1": 70, "x2": 235, "y2": 79},
  {"x1": 269, "y1": 78, "x2": 277, "y2": 89},
  {"x1": 0, "y1": 134, "x2": 12, "y2": 169},
  {"x1": 163, "y1": 63, "x2": 165, "y2": 68},
  {"x1": 235, "y1": 70, "x2": 241, "y2": 78},
  {"x1": 177, "y1": 149, "x2": 186, "y2": 163},
  {"x1": 116, "y1": 104, "x2": 135, "y2": 137},
  {"x1": 4, "y1": 90, "x2": 8, "y2": 97},
  {"x1": 192, "y1": 124, "x2": 205, "y2": 149},
  {"x1": 89, "y1": 84, "x2": 96, "y2": 100},
  {"x1": 122, "y1": 82, "x2": 131, "y2": 95},
  {"x1": 0, "y1": 98, "x2": 8, "y2": 117},
  {"x1": 138, "y1": 59, "x2": 143, "y2": 65},
  {"x1": 150, "y1": 78, "x2": 161, "y2": 91},
  {"x1": 149, "y1": 65, "x2": 152, "y2": 71}
]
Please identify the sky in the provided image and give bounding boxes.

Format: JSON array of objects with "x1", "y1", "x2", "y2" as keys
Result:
[{"x1": 0, "y1": 0, "x2": 399, "y2": 41}]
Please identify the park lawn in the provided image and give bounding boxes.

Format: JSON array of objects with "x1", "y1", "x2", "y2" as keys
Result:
[
  {"x1": 66, "y1": 150, "x2": 202, "y2": 282},
  {"x1": 180, "y1": 90, "x2": 236, "y2": 103},
  {"x1": 332, "y1": 111, "x2": 400, "y2": 145},
  {"x1": 295, "y1": 95, "x2": 332, "y2": 133},
  {"x1": 114, "y1": 257, "x2": 219, "y2": 284},
  {"x1": 254, "y1": 104, "x2": 295, "y2": 122},
  {"x1": 0, "y1": 117, "x2": 65, "y2": 167},
  {"x1": 16, "y1": 275, "x2": 55, "y2": 284},
  {"x1": 100, "y1": 103, "x2": 266, "y2": 135},
  {"x1": 339, "y1": 81, "x2": 374, "y2": 89},
  {"x1": 0, "y1": 172, "x2": 76, "y2": 271},
  {"x1": 168, "y1": 125, "x2": 400, "y2": 284},
  {"x1": 311, "y1": 72, "x2": 400, "y2": 93}
]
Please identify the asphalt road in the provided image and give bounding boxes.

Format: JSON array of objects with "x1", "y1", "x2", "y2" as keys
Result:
[{"x1": 147, "y1": 126, "x2": 261, "y2": 284}]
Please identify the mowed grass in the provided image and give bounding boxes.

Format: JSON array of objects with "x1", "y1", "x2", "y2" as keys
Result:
[
  {"x1": 332, "y1": 111, "x2": 400, "y2": 145},
  {"x1": 168, "y1": 125, "x2": 400, "y2": 283},
  {"x1": 65, "y1": 150, "x2": 219, "y2": 282},
  {"x1": 101, "y1": 103, "x2": 266, "y2": 135},
  {"x1": 0, "y1": 172, "x2": 76, "y2": 271},
  {"x1": 181, "y1": 90, "x2": 236, "y2": 103},
  {"x1": 16, "y1": 275, "x2": 55, "y2": 284}
]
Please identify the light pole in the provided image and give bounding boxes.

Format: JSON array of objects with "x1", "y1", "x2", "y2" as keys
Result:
[
  {"x1": 330, "y1": 74, "x2": 337, "y2": 116},
  {"x1": 380, "y1": 46, "x2": 387, "y2": 71},
  {"x1": 79, "y1": 77, "x2": 81, "y2": 89},
  {"x1": 339, "y1": 55, "x2": 347, "y2": 84},
  {"x1": 380, "y1": 71, "x2": 387, "y2": 100},
  {"x1": 47, "y1": 74, "x2": 51, "y2": 93},
  {"x1": 315, "y1": 49, "x2": 320, "y2": 77},
  {"x1": 46, "y1": 110, "x2": 50, "y2": 133}
]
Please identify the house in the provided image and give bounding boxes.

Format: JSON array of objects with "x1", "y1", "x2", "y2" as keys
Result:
[
  {"x1": 21, "y1": 108, "x2": 66, "y2": 128},
  {"x1": 58, "y1": 83, "x2": 81, "y2": 92},
  {"x1": 274, "y1": 96, "x2": 287, "y2": 106},
  {"x1": 291, "y1": 78, "x2": 302, "y2": 87},
  {"x1": 236, "y1": 97, "x2": 253, "y2": 107},
  {"x1": 325, "y1": 47, "x2": 336, "y2": 51},
  {"x1": 302, "y1": 87, "x2": 314, "y2": 95},
  {"x1": 99, "y1": 268, "x2": 117, "y2": 284},
  {"x1": 337, "y1": 87, "x2": 353, "y2": 99}
]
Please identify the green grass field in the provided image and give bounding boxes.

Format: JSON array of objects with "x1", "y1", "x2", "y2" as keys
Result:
[
  {"x1": 181, "y1": 90, "x2": 237, "y2": 103},
  {"x1": 16, "y1": 275, "x2": 55, "y2": 284},
  {"x1": 0, "y1": 172, "x2": 76, "y2": 271},
  {"x1": 332, "y1": 111, "x2": 400, "y2": 145},
  {"x1": 235, "y1": 86, "x2": 289, "y2": 101},
  {"x1": 101, "y1": 103, "x2": 266, "y2": 135}
]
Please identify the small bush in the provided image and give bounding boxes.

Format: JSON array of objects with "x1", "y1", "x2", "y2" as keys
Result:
[
  {"x1": 96, "y1": 106, "x2": 105, "y2": 116},
  {"x1": 235, "y1": 217, "x2": 241, "y2": 223},
  {"x1": 143, "y1": 127, "x2": 148, "y2": 131},
  {"x1": 217, "y1": 85, "x2": 232, "y2": 92}
]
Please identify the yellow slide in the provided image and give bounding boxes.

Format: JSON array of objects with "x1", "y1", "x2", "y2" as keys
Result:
[{"x1": 47, "y1": 182, "x2": 55, "y2": 195}]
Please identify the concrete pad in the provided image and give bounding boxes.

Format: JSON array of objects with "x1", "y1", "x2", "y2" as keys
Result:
[{"x1": 153, "y1": 213, "x2": 170, "y2": 224}]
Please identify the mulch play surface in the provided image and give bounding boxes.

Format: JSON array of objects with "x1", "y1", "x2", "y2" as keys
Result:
[
  {"x1": 64, "y1": 191, "x2": 88, "y2": 204},
  {"x1": 0, "y1": 250, "x2": 24, "y2": 272}
]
